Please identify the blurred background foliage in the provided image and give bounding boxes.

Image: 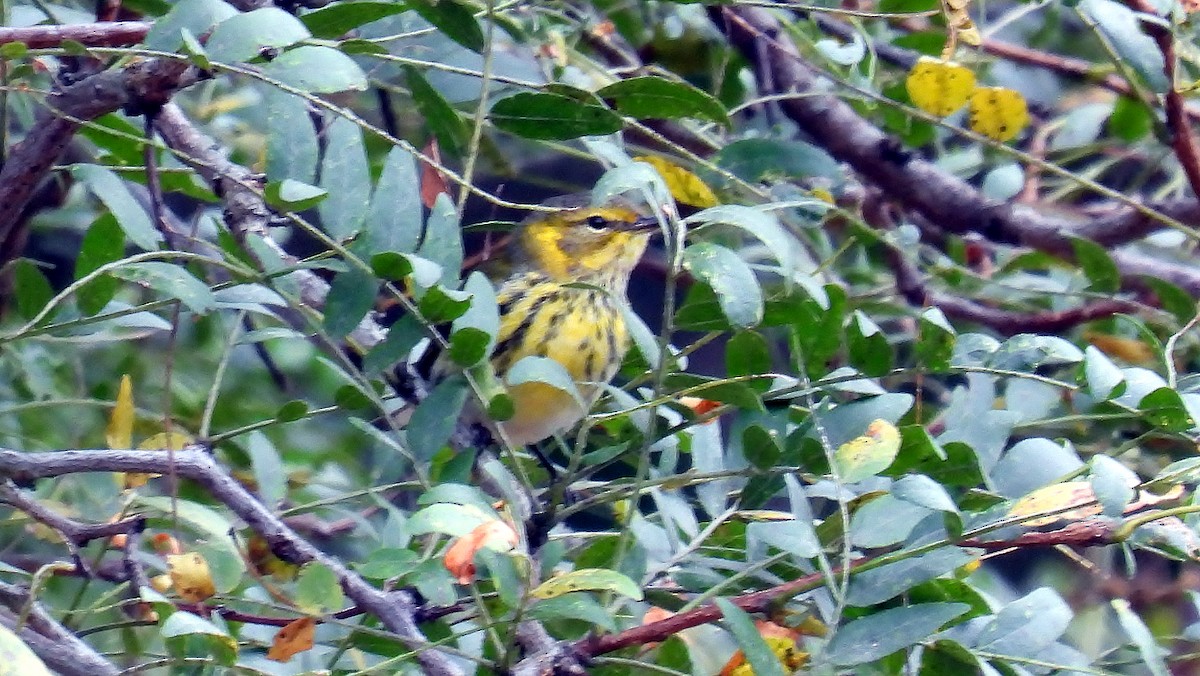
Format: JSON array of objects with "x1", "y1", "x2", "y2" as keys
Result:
[{"x1": 1, "y1": 0, "x2": 1200, "y2": 674}]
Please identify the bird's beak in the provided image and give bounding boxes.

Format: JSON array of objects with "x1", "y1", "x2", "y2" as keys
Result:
[{"x1": 629, "y1": 215, "x2": 661, "y2": 232}]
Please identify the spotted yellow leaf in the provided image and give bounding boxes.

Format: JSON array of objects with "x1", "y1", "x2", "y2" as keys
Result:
[
  {"x1": 530, "y1": 568, "x2": 643, "y2": 601},
  {"x1": 167, "y1": 552, "x2": 217, "y2": 603},
  {"x1": 968, "y1": 86, "x2": 1029, "y2": 142},
  {"x1": 1008, "y1": 482, "x2": 1101, "y2": 527},
  {"x1": 834, "y1": 419, "x2": 901, "y2": 483},
  {"x1": 906, "y1": 57, "x2": 976, "y2": 117},
  {"x1": 635, "y1": 155, "x2": 719, "y2": 208}
]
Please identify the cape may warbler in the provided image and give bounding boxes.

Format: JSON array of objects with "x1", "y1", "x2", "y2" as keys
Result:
[{"x1": 453, "y1": 195, "x2": 658, "y2": 445}]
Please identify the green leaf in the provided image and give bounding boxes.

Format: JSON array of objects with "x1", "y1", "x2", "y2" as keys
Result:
[
  {"x1": 1139, "y1": 387, "x2": 1194, "y2": 432},
  {"x1": 849, "y1": 494, "x2": 931, "y2": 548},
  {"x1": 1141, "y1": 277, "x2": 1196, "y2": 325},
  {"x1": 916, "y1": 307, "x2": 956, "y2": 371},
  {"x1": 12, "y1": 260, "x2": 53, "y2": 322},
  {"x1": 356, "y1": 548, "x2": 420, "y2": 580},
  {"x1": 683, "y1": 243, "x2": 762, "y2": 328},
  {"x1": 1070, "y1": 236, "x2": 1120, "y2": 292},
  {"x1": 323, "y1": 268, "x2": 377, "y2": 338},
  {"x1": 1110, "y1": 95, "x2": 1152, "y2": 143},
  {"x1": 531, "y1": 568, "x2": 643, "y2": 601},
  {"x1": 206, "y1": 8, "x2": 309, "y2": 63},
  {"x1": 418, "y1": 194, "x2": 463, "y2": 286},
  {"x1": 363, "y1": 314, "x2": 424, "y2": 375},
  {"x1": 408, "y1": 375, "x2": 469, "y2": 460},
  {"x1": 113, "y1": 262, "x2": 215, "y2": 314},
  {"x1": 300, "y1": 1, "x2": 409, "y2": 38},
  {"x1": 1080, "y1": 0, "x2": 1168, "y2": 92},
  {"x1": 1083, "y1": 345, "x2": 1125, "y2": 400},
  {"x1": 408, "y1": 502, "x2": 496, "y2": 537},
  {"x1": 295, "y1": 562, "x2": 345, "y2": 615},
  {"x1": 409, "y1": 0, "x2": 484, "y2": 52},
  {"x1": 597, "y1": 76, "x2": 729, "y2": 126},
  {"x1": 318, "y1": 117, "x2": 371, "y2": 240},
  {"x1": 846, "y1": 549, "x2": 973, "y2": 607},
  {"x1": 726, "y1": 331, "x2": 771, "y2": 391},
  {"x1": 715, "y1": 598, "x2": 787, "y2": 676},
  {"x1": 274, "y1": 399, "x2": 309, "y2": 422},
  {"x1": 366, "y1": 148, "x2": 422, "y2": 254},
  {"x1": 848, "y1": 311, "x2": 893, "y2": 377},
  {"x1": 0, "y1": 623, "x2": 53, "y2": 675},
  {"x1": 892, "y1": 473, "x2": 958, "y2": 513},
  {"x1": 406, "y1": 67, "x2": 468, "y2": 155},
  {"x1": 262, "y1": 45, "x2": 368, "y2": 93},
  {"x1": 490, "y1": 92, "x2": 623, "y2": 140},
  {"x1": 72, "y1": 165, "x2": 162, "y2": 251},
  {"x1": 714, "y1": 138, "x2": 841, "y2": 183},
  {"x1": 684, "y1": 205, "x2": 797, "y2": 280},
  {"x1": 449, "y1": 272, "x2": 499, "y2": 367},
  {"x1": 974, "y1": 588, "x2": 1071, "y2": 657},
  {"x1": 264, "y1": 179, "x2": 327, "y2": 211},
  {"x1": 263, "y1": 85, "x2": 318, "y2": 183},
  {"x1": 419, "y1": 284, "x2": 472, "y2": 323},
  {"x1": 528, "y1": 593, "x2": 617, "y2": 632},
  {"x1": 144, "y1": 0, "x2": 237, "y2": 52},
  {"x1": 825, "y1": 603, "x2": 969, "y2": 665},
  {"x1": 1112, "y1": 599, "x2": 1169, "y2": 676}
]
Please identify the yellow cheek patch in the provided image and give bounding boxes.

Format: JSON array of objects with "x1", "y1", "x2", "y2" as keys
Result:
[{"x1": 527, "y1": 224, "x2": 571, "y2": 279}]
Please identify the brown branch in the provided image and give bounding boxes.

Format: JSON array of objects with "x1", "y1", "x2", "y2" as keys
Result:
[
  {"x1": 0, "y1": 58, "x2": 201, "y2": 257},
  {"x1": 1125, "y1": 0, "x2": 1200, "y2": 198},
  {"x1": 0, "y1": 447, "x2": 465, "y2": 676},
  {"x1": 0, "y1": 22, "x2": 149, "y2": 48},
  {"x1": 959, "y1": 519, "x2": 1116, "y2": 549},
  {"x1": 714, "y1": 6, "x2": 1200, "y2": 295},
  {"x1": 151, "y1": 103, "x2": 388, "y2": 351},
  {"x1": 0, "y1": 581, "x2": 119, "y2": 676},
  {"x1": 888, "y1": 246, "x2": 1139, "y2": 334}
]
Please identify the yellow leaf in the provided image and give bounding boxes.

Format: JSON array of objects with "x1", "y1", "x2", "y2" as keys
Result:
[
  {"x1": 968, "y1": 87, "x2": 1029, "y2": 142},
  {"x1": 905, "y1": 57, "x2": 976, "y2": 117},
  {"x1": 266, "y1": 616, "x2": 316, "y2": 662},
  {"x1": 106, "y1": 374, "x2": 134, "y2": 449},
  {"x1": 127, "y1": 432, "x2": 192, "y2": 488},
  {"x1": 635, "y1": 155, "x2": 719, "y2": 208},
  {"x1": 1007, "y1": 482, "x2": 1101, "y2": 527},
  {"x1": 834, "y1": 419, "x2": 901, "y2": 483},
  {"x1": 167, "y1": 552, "x2": 217, "y2": 603}
]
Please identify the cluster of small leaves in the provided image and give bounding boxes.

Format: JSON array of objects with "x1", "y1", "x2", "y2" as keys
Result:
[{"x1": 0, "y1": 0, "x2": 1199, "y2": 675}]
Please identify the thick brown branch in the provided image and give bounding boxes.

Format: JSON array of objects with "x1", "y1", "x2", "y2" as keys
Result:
[
  {"x1": 0, "y1": 58, "x2": 200, "y2": 251},
  {"x1": 0, "y1": 581, "x2": 119, "y2": 676},
  {"x1": 1125, "y1": 0, "x2": 1200, "y2": 198},
  {"x1": 0, "y1": 22, "x2": 149, "y2": 48},
  {"x1": 0, "y1": 447, "x2": 464, "y2": 676},
  {"x1": 715, "y1": 7, "x2": 1200, "y2": 294}
]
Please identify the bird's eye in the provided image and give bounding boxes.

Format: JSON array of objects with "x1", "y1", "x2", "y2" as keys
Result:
[{"x1": 584, "y1": 215, "x2": 610, "y2": 232}]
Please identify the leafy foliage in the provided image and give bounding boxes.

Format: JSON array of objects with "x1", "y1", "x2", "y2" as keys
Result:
[{"x1": 0, "y1": 0, "x2": 1198, "y2": 674}]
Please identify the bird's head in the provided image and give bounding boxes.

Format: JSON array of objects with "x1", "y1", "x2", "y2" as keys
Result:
[{"x1": 514, "y1": 195, "x2": 658, "y2": 290}]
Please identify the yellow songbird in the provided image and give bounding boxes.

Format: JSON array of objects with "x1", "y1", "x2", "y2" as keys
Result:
[{"x1": 447, "y1": 194, "x2": 658, "y2": 446}]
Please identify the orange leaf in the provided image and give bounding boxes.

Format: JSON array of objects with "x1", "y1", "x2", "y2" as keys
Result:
[
  {"x1": 1083, "y1": 331, "x2": 1156, "y2": 364},
  {"x1": 419, "y1": 139, "x2": 448, "y2": 209},
  {"x1": 443, "y1": 519, "x2": 519, "y2": 584},
  {"x1": 167, "y1": 552, "x2": 217, "y2": 603},
  {"x1": 680, "y1": 396, "x2": 722, "y2": 420},
  {"x1": 267, "y1": 617, "x2": 317, "y2": 662}
]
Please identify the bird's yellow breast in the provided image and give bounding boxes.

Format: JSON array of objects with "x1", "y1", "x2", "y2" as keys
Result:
[{"x1": 486, "y1": 272, "x2": 630, "y2": 444}]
